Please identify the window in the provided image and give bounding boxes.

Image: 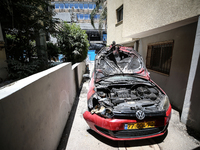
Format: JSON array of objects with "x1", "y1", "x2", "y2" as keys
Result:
[
  {"x1": 146, "y1": 41, "x2": 174, "y2": 75},
  {"x1": 80, "y1": 14, "x2": 84, "y2": 20},
  {"x1": 89, "y1": 4, "x2": 94, "y2": 9},
  {"x1": 74, "y1": 3, "x2": 79, "y2": 9},
  {"x1": 60, "y1": 3, "x2": 64, "y2": 9},
  {"x1": 84, "y1": 14, "x2": 90, "y2": 20},
  {"x1": 55, "y1": 3, "x2": 59, "y2": 9},
  {"x1": 94, "y1": 14, "x2": 100, "y2": 19},
  {"x1": 116, "y1": 5, "x2": 123, "y2": 23},
  {"x1": 77, "y1": 14, "x2": 80, "y2": 19},
  {"x1": 70, "y1": 3, "x2": 74, "y2": 9},
  {"x1": 65, "y1": 3, "x2": 69, "y2": 9},
  {"x1": 79, "y1": 3, "x2": 83, "y2": 9},
  {"x1": 84, "y1": 3, "x2": 88, "y2": 9}
]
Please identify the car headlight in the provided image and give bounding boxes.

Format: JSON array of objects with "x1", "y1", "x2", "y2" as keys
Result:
[{"x1": 161, "y1": 95, "x2": 170, "y2": 110}]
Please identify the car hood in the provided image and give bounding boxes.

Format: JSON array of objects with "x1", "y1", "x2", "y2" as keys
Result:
[{"x1": 94, "y1": 46, "x2": 150, "y2": 82}]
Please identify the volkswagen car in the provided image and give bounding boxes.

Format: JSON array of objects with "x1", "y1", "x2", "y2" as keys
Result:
[{"x1": 83, "y1": 43, "x2": 171, "y2": 140}]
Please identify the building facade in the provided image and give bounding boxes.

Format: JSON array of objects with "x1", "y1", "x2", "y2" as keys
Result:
[
  {"x1": 51, "y1": 0, "x2": 107, "y2": 44},
  {"x1": 107, "y1": 0, "x2": 200, "y2": 132}
]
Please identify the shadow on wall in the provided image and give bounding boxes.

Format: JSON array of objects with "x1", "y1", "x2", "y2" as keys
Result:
[{"x1": 57, "y1": 77, "x2": 90, "y2": 150}]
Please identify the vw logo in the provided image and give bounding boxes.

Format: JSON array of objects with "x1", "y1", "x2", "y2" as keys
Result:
[{"x1": 136, "y1": 110, "x2": 145, "y2": 120}]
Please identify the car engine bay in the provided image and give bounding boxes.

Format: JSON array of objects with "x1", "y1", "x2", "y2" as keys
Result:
[{"x1": 89, "y1": 83, "x2": 167, "y2": 119}]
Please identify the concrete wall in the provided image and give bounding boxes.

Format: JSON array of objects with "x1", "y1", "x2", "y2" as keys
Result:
[
  {"x1": 107, "y1": 0, "x2": 200, "y2": 44},
  {"x1": 0, "y1": 61, "x2": 85, "y2": 150},
  {"x1": 138, "y1": 22, "x2": 197, "y2": 111}
]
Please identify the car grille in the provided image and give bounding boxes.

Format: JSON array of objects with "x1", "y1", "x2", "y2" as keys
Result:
[
  {"x1": 95, "y1": 125, "x2": 165, "y2": 138},
  {"x1": 113, "y1": 111, "x2": 166, "y2": 118}
]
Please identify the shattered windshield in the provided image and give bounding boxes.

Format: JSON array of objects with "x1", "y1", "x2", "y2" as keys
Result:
[{"x1": 95, "y1": 46, "x2": 145, "y2": 81}]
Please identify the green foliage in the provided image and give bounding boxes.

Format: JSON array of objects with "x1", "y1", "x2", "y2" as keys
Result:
[
  {"x1": 0, "y1": 0, "x2": 59, "y2": 80},
  {"x1": 5, "y1": 34, "x2": 37, "y2": 63},
  {"x1": 47, "y1": 42, "x2": 60, "y2": 61},
  {"x1": 55, "y1": 23, "x2": 89, "y2": 64},
  {"x1": 0, "y1": 0, "x2": 58, "y2": 38},
  {"x1": 7, "y1": 59, "x2": 40, "y2": 79}
]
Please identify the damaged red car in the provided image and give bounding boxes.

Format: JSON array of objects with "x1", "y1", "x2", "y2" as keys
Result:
[{"x1": 83, "y1": 43, "x2": 171, "y2": 140}]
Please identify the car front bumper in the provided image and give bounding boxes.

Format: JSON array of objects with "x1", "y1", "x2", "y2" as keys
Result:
[{"x1": 83, "y1": 105, "x2": 171, "y2": 140}]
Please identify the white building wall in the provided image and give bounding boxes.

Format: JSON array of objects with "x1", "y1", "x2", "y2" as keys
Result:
[{"x1": 107, "y1": 0, "x2": 200, "y2": 44}]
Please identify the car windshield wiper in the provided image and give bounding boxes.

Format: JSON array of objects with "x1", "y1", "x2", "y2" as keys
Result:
[
  {"x1": 112, "y1": 80, "x2": 131, "y2": 83},
  {"x1": 100, "y1": 80, "x2": 132, "y2": 85},
  {"x1": 99, "y1": 80, "x2": 114, "y2": 84}
]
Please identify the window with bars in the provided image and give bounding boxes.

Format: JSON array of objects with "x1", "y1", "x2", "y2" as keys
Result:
[
  {"x1": 116, "y1": 5, "x2": 123, "y2": 23},
  {"x1": 146, "y1": 41, "x2": 174, "y2": 75}
]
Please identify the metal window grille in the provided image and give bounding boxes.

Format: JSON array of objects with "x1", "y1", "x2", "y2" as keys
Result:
[{"x1": 146, "y1": 41, "x2": 174, "y2": 75}]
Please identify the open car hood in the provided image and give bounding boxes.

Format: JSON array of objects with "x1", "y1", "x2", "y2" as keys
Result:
[{"x1": 95, "y1": 46, "x2": 150, "y2": 82}]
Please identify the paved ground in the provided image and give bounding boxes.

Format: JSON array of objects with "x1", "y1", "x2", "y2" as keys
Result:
[{"x1": 61, "y1": 62, "x2": 200, "y2": 150}]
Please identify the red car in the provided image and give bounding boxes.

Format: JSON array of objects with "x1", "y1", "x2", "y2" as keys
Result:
[{"x1": 83, "y1": 44, "x2": 171, "y2": 140}]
